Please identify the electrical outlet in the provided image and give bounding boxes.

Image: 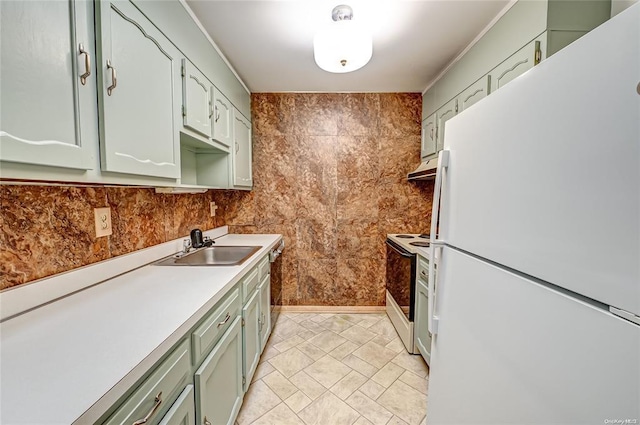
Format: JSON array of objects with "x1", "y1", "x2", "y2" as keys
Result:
[
  {"x1": 210, "y1": 202, "x2": 218, "y2": 217},
  {"x1": 94, "y1": 207, "x2": 112, "y2": 237}
]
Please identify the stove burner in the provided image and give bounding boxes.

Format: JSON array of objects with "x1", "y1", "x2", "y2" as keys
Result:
[
  {"x1": 409, "y1": 241, "x2": 430, "y2": 247},
  {"x1": 396, "y1": 235, "x2": 415, "y2": 239},
  {"x1": 418, "y1": 234, "x2": 430, "y2": 239}
]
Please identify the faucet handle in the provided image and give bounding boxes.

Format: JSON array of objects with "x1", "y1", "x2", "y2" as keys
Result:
[{"x1": 183, "y1": 239, "x2": 192, "y2": 253}]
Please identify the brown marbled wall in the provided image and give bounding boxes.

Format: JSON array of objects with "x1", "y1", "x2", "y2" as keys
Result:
[
  {"x1": 0, "y1": 186, "x2": 217, "y2": 289},
  {"x1": 212, "y1": 93, "x2": 434, "y2": 306}
]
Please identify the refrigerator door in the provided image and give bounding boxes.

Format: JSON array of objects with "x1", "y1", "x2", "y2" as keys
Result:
[
  {"x1": 427, "y1": 247, "x2": 640, "y2": 424},
  {"x1": 438, "y1": 5, "x2": 640, "y2": 316}
]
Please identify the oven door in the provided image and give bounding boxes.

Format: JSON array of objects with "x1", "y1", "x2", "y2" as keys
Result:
[{"x1": 386, "y1": 239, "x2": 417, "y2": 321}]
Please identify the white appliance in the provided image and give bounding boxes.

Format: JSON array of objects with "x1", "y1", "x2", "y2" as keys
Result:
[
  {"x1": 426, "y1": 5, "x2": 640, "y2": 424},
  {"x1": 385, "y1": 233, "x2": 430, "y2": 354}
]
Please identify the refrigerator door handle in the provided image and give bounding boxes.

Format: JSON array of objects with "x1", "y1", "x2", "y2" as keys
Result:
[{"x1": 428, "y1": 150, "x2": 449, "y2": 335}]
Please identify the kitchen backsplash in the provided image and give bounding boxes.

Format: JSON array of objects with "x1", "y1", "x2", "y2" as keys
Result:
[
  {"x1": 0, "y1": 186, "x2": 217, "y2": 289},
  {"x1": 211, "y1": 93, "x2": 434, "y2": 306},
  {"x1": 0, "y1": 93, "x2": 433, "y2": 303}
]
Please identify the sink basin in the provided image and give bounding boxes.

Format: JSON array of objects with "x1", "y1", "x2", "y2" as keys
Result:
[{"x1": 154, "y1": 246, "x2": 262, "y2": 266}]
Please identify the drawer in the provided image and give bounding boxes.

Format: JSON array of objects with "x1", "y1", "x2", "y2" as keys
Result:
[
  {"x1": 258, "y1": 255, "x2": 270, "y2": 281},
  {"x1": 192, "y1": 288, "x2": 240, "y2": 366},
  {"x1": 241, "y1": 267, "x2": 259, "y2": 302},
  {"x1": 417, "y1": 256, "x2": 430, "y2": 282},
  {"x1": 158, "y1": 384, "x2": 195, "y2": 425},
  {"x1": 104, "y1": 339, "x2": 191, "y2": 425}
]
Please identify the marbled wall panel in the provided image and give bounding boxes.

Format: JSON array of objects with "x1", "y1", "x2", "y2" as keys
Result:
[
  {"x1": 213, "y1": 92, "x2": 432, "y2": 306},
  {"x1": 336, "y1": 258, "x2": 386, "y2": 306},
  {"x1": 1, "y1": 186, "x2": 110, "y2": 289},
  {"x1": 107, "y1": 188, "x2": 166, "y2": 257},
  {"x1": 338, "y1": 94, "x2": 380, "y2": 136},
  {"x1": 336, "y1": 219, "x2": 380, "y2": 259},
  {"x1": 252, "y1": 93, "x2": 295, "y2": 137},
  {"x1": 1, "y1": 186, "x2": 219, "y2": 289},
  {"x1": 379, "y1": 94, "x2": 422, "y2": 138}
]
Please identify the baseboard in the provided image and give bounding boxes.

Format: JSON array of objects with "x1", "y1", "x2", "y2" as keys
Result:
[{"x1": 279, "y1": 305, "x2": 386, "y2": 313}]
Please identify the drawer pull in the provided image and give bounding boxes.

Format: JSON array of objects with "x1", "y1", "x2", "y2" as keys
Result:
[
  {"x1": 420, "y1": 270, "x2": 427, "y2": 277},
  {"x1": 217, "y1": 313, "x2": 231, "y2": 328},
  {"x1": 132, "y1": 392, "x2": 162, "y2": 425},
  {"x1": 204, "y1": 417, "x2": 212, "y2": 425}
]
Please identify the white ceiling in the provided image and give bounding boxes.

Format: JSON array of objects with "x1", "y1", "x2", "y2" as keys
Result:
[{"x1": 185, "y1": 0, "x2": 513, "y2": 93}]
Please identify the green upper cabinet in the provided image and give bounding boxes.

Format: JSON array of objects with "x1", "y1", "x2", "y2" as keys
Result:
[
  {"x1": 436, "y1": 98, "x2": 458, "y2": 153},
  {"x1": 0, "y1": 0, "x2": 96, "y2": 170},
  {"x1": 489, "y1": 37, "x2": 545, "y2": 93},
  {"x1": 458, "y1": 75, "x2": 490, "y2": 113},
  {"x1": 421, "y1": 114, "x2": 437, "y2": 160},
  {"x1": 422, "y1": 0, "x2": 611, "y2": 121},
  {"x1": 212, "y1": 87, "x2": 233, "y2": 149},
  {"x1": 232, "y1": 110, "x2": 253, "y2": 189},
  {"x1": 182, "y1": 60, "x2": 213, "y2": 139},
  {"x1": 95, "y1": 0, "x2": 181, "y2": 179}
]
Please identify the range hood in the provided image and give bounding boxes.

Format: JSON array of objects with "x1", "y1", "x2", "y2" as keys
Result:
[{"x1": 407, "y1": 158, "x2": 438, "y2": 180}]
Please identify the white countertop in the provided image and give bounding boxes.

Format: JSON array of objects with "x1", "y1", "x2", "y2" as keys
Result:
[{"x1": 0, "y1": 233, "x2": 281, "y2": 425}]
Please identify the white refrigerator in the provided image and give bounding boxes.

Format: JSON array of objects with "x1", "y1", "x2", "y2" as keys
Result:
[{"x1": 426, "y1": 4, "x2": 640, "y2": 424}]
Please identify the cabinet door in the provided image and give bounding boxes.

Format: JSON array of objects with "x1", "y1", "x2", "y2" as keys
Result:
[
  {"x1": 242, "y1": 289, "x2": 260, "y2": 392},
  {"x1": 258, "y1": 274, "x2": 271, "y2": 353},
  {"x1": 182, "y1": 60, "x2": 212, "y2": 138},
  {"x1": 159, "y1": 385, "x2": 195, "y2": 425},
  {"x1": 96, "y1": 0, "x2": 181, "y2": 179},
  {"x1": 458, "y1": 76, "x2": 490, "y2": 113},
  {"x1": 421, "y1": 114, "x2": 437, "y2": 160},
  {"x1": 490, "y1": 38, "x2": 544, "y2": 93},
  {"x1": 232, "y1": 110, "x2": 252, "y2": 188},
  {"x1": 0, "y1": 0, "x2": 95, "y2": 170},
  {"x1": 436, "y1": 98, "x2": 457, "y2": 152},
  {"x1": 195, "y1": 317, "x2": 243, "y2": 425},
  {"x1": 212, "y1": 87, "x2": 233, "y2": 148},
  {"x1": 414, "y1": 279, "x2": 432, "y2": 366}
]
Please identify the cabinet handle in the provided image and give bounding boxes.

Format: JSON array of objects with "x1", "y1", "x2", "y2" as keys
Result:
[
  {"x1": 430, "y1": 128, "x2": 433, "y2": 139},
  {"x1": 214, "y1": 105, "x2": 220, "y2": 123},
  {"x1": 235, "y1": 142, "x2": 239, "y2": 154},
  {"x1": 132, "y1": 392, "x2": 162, "y2": 425},
  {"x1": 79, "y1": 43, "x2": 91, "y2": 85},
  {"x1": 420, "y1": 270, "x2": 427, "y2": 278},
  {"x1": 107, "y1": 60, "x2": 117, "y2": 96},
  {"x1": 204, "y1": 417, "x2": 212, "y2": 425},
  {"x1": 209, "y1": 101, "x2": 213, "y2": 119},
  {"x1": 217, "y1": 312, "x2": 231, "y2": 328}
]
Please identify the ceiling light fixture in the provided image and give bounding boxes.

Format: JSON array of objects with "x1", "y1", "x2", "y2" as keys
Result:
[{"x1": 313, "y1": 4, "x2": 372, "y2": 73}]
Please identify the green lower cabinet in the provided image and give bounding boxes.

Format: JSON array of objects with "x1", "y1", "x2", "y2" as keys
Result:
[
  {"x1": 242, "y1": 289, "x2": 261, "y2": 392},
  {"x1": 414, "y1": 279, "x2": 432, "y2": 366},
  {"x1": 195, "y1": 317, "x2": 243, "y2": 425},
  {"x1": 258, "y1": 274, "x2": 271, "y2": 353},
  {"x1": 159, "y1": 385, "x2": 195, "y2": 425}
]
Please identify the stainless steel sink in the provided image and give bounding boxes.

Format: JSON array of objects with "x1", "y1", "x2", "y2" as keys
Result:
[{"x1": 154, "y1": 246, "x2": 262, "y2": 266}]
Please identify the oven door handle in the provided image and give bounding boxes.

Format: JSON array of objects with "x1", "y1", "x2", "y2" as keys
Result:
[{"x1": 386, "y1": 240, "x2": 414, "y2": 258}]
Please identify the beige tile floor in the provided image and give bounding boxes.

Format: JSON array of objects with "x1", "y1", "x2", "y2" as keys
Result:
[{"x1": 236, "y1": 312, "x2": 429, "y2": 425}]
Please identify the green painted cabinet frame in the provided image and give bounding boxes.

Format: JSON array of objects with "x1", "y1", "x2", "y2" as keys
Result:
[
  {"x1": 95, "y1": 0, "x2": 181, "y2": 179},
  {"x1": 0, "y1": 0, "x2": 96, "y2": 170},
  {"x1": 195, "y1": 317, "x2": 243, "y2": 425}
]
